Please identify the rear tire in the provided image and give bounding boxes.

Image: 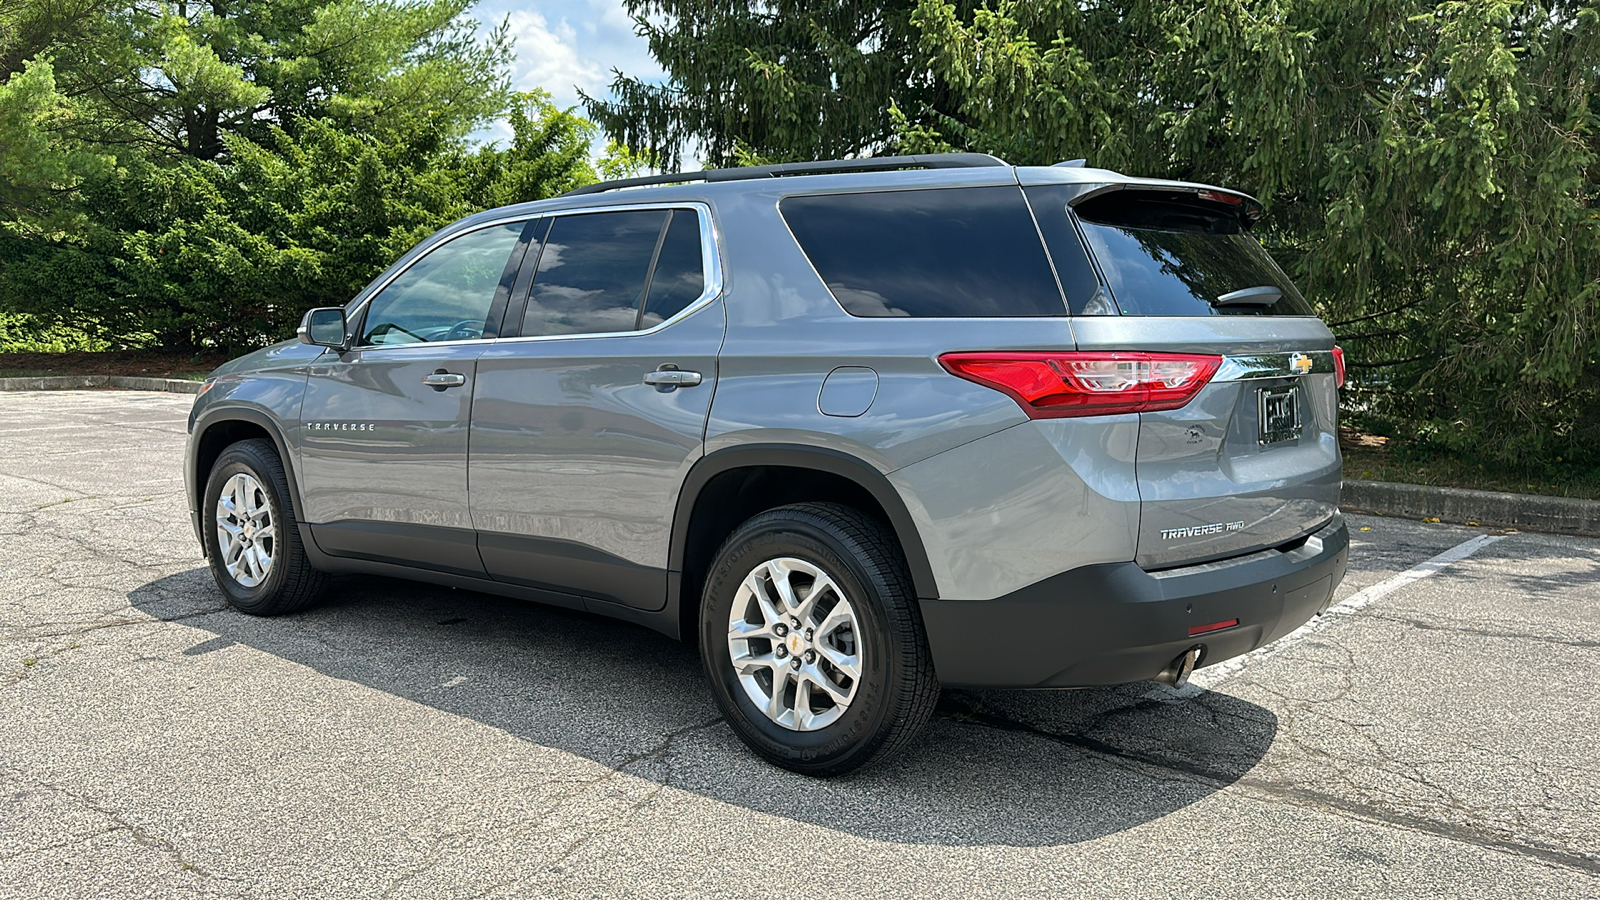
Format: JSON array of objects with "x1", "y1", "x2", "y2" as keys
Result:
[
  {"x1": 202, "y1": 438, "x2": 328, "y2": 616},
  {"x1": 700, "y1": 502, "x2": 939, "y2": 776}
]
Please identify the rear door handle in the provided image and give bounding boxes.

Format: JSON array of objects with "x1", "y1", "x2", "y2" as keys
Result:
[
  {"x1": 422, "y1": 371, "x2": 466, "y2": 389},
  {"x1": 643, "y1": 369, "x2": 703, "y2": 389}
]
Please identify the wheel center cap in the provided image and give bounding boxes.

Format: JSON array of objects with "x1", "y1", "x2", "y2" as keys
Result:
[{"x1": 787, "y1": 633, "x2": 806, "y2": 656}]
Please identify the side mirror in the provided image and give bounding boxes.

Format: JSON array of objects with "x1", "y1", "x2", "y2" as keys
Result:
[{"x1": 298, "y1": 307, "x2": 349, "y2": 350}]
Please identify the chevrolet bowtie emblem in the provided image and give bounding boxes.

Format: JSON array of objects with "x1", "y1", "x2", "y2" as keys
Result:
[{"x1": 1289, "y1": 352, "x2": 1313, "y2": 375}]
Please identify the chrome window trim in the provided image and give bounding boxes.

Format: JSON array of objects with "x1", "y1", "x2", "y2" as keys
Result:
[
  {"x1": 1214, "y1": 350, "x2": 1336, "y2": 382},
  {"x1": 493, "y1": 201, "x2": 724, "y2": 344},
  {"x1": 345, "y1": 214, "x2": 537, "y2": 351}
]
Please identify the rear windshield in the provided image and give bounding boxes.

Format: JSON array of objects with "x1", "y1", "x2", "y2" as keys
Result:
[
  {"x1": 1072, "y1": 190, "x2": 1313, "y2": 317},
  {"x1": 781, "y1": 186, "x2": 1068, "y2": 317}
]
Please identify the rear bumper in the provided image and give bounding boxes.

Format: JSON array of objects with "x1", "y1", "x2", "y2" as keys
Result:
[{"x1": 919, "y1": 512, "x2": 1349, "y2": 688}]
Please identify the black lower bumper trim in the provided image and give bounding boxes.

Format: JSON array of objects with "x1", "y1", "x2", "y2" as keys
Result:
[{"x1": 920, "y1": 513, "x2": 1350, "y2": 688}]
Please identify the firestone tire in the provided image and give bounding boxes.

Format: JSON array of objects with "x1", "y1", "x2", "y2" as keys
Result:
[
  {"x1": 700, "y1": 502, "x2": 940, "y2": 776},
  {"x1": 201, "y1": 438, "x2": 328, "y2": 616}
]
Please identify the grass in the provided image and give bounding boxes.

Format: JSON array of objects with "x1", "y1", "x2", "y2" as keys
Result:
[
  {"x1": 0, "y1": 351, "x2": 223, "y2": 380},
  {"x1": 1, "y1": 315, "x2": 217, "y2": 379},
  {"x1": 0, "y1": 367, "x2": 209, "y2": 380},
  {"x1": 1341, "y1": 430, "x2": 1600, "y2": 501},
  {"x1": 0, "y1": 313, "x2": 110, "y2": 352}
]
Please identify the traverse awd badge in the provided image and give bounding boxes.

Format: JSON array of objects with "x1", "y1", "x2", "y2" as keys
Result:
[{"x1": 1160, "y1": 521, "x2": 1246, "y2": 540}]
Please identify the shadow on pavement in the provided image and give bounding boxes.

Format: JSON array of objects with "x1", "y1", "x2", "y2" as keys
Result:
[{"x1": 130, "y1": 567, "x2": 1278, "y2": 847}]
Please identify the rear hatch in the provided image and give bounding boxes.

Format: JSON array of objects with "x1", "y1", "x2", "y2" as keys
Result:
[{"x1": 1060, "y1": 185, "x2": 1342, "y2": 569}]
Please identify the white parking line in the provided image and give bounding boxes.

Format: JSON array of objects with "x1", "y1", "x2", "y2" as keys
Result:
[
  {"x1": 1147, "y1": 532, "x2": 1507, "y2": 700},
  {"x1": 0, "y1": 424, "x2": 93, "y2": 434}
]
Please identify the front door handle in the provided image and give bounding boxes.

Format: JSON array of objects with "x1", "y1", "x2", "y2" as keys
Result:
[
  {"x1": 422, "y1": 370, "x2": 467, "y2": 390},
  {"x1": 643, "y1": 368, "x2": 703, "y2": 390}
]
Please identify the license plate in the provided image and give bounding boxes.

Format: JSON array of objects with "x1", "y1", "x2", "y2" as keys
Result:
[{"x1": 1258, "y1": 385, "x2": 1301, "y2": 445}]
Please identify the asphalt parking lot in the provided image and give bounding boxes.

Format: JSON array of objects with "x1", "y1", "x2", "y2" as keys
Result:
[{"x1": 2, "y1": 389, "x2": 1597, "y2": 899}]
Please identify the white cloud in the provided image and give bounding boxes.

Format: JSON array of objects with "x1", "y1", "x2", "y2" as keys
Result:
[
  {"x1": 502, "y1": 10, "x2": 607, "y2": 110},
  {"x1": 477, "y1": 1, "x2": 661, "y2": 113},
  {"x1": 472, "y1": 1, "x2": 664, "y2": 150}
]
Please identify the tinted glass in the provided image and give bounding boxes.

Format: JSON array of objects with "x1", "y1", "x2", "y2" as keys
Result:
[
  {"x1": 360, "y1": 221, "x2": 524, "y2": 345},
  {"x1": 522, "y1": 210, "x2": 667, "y2": 337},
  {"x1": 639, "y1": 210, "x2": 705, "y2": 328},
  {"x1": 781, "y1": 186, "x2": 1067, "y2": 317},
  {"x1": 1022, "y1": 185, "x2": 1115, "y2": 315},
  {"x1": 1073, "y1": 191, "x2": 1313, "y2": 317}
]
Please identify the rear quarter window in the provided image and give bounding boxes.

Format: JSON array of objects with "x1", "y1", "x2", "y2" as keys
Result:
[
  {"x1": 1072, "y1": 189, "x2": 1314, "y2": 317},
  {"x1": 781, "y1": 186, "x2": 1068, "y2": 317}
]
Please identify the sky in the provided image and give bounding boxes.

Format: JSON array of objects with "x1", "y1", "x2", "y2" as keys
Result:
[{"x1": 472, "y1": 0, "x2": 663, "y2": 147}]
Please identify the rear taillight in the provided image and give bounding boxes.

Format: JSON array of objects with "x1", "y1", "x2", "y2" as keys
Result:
[
  {"x1": 938, "y1": 352, "x2": 1222, "y2": 418},
  {"x1": 1331, "y1": 345, "x2": 1346, "y2": 388}
]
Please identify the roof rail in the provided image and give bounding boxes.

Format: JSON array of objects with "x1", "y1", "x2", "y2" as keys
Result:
[{"x1": 560, "y1": 153, "x2": 1010, "y2": 197}]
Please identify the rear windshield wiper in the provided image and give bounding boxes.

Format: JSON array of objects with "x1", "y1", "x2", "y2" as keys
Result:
[{"x1": 1213, "y1": 285, "x2": 1283, "y2": 307}]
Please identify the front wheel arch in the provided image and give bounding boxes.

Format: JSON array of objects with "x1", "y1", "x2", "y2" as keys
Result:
[
  {"x1": 191, "y1": 408, "x2": 306, "y2": 545},
  {"x1": 201, "y1": 437, "x2": 328, "y2": 615}
]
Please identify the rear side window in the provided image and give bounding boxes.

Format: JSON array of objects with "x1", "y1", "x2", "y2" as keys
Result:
[
  {"x1": 1023, "y1": 185, "x2": 1116, "y2": 315},
  {"x1": 520, "y1": 209, "x2": 709, "y2": 337},
  {"x1": 522, "y1": 210, "x2": 666, "y2": 336},
  {"x1": 639, "y1": 210, "x2": 705, "y2": 328},
  {"x1": 1072, "y1": 190, "x2": 1313, "y2": 317},
  {"x1": 781, "y1": 186, "x2": 1067, "y2": 317}
]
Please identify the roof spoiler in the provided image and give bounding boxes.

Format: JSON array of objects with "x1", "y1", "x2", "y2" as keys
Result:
[{"x1": 1069, "y1": 182, "x2": 1266, "y2": 226}]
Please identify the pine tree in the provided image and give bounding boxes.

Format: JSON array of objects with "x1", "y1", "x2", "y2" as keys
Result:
[{"x1": 592, "y1": 0, "x2": 1600, "y2": 467}]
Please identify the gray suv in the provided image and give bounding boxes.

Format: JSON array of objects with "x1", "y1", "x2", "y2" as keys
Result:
[{"x1": 185, "y1": 154, "x2": 1349, "y2": 775}]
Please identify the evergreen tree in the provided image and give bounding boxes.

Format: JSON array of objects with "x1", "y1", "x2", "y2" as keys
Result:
[
  {"x1": 1, "y1": 93, "x2": 601, "y2": 351},
  {"x1": 0, "y1": 1, "x2": 601, "y2": 352},
  {"x1": 592, "y1": 0, "x2": 1600, "y2": 467},
  {"x1": 3, "y1": 0, "x2": 511, "y2": 161},
  {"x1": 584, "y1": 1, "x2": 976, "y2": 168}
]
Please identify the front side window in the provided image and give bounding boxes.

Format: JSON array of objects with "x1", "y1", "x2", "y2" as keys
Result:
[{"x1": 359, "y1": 221, "x2": 526, "y2": 346}]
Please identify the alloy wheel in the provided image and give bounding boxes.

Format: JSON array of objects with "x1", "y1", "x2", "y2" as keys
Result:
[
  {"x1": 215, "y1": 472, "x2": 275, "y2": 588},
  {"x1": 727, "y1": 557, "x2": 863, "y2": 731}
]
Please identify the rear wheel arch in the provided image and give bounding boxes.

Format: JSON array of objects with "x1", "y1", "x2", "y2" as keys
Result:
[{"x1": 670, "y1": 445, "x2": 940, "y2": 643}]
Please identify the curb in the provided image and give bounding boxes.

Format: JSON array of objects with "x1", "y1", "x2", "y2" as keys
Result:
[
  {"x1": 0, "y1": 374, "x2": 202, "y2": 394},
  {"x1": 1344, "y1": 479, "x2": 1600, "y2": 538}
]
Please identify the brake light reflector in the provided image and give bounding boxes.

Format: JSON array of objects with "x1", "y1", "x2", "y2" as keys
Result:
[
  {"x1": 1331, "y1": 345, "x2": 1346, "y2": 388},
  {"x1": 938, "y1": 352, "x2": 1222, "y2": 418},
  {"x1": 1189, "y1": 618, "x2": 1239, "y2": 637}
]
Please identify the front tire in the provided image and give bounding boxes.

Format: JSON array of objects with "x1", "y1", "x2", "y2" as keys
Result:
[
  {"x1": 202, "y1": 438, "x2": 328, "y2": 616},
  {"x1": 700, "y1": 503, "x2": 939, "y2": 776}
]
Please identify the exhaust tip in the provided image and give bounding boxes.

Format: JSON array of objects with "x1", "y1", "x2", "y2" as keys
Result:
[{"x1": 1155, "y1": 646, "x2": 1204, "y2": 687}]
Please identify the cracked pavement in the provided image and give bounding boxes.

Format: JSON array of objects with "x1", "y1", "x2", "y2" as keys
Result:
[{"x1": 1, "y1": 389, "x2": 1597, "y2": 898}]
